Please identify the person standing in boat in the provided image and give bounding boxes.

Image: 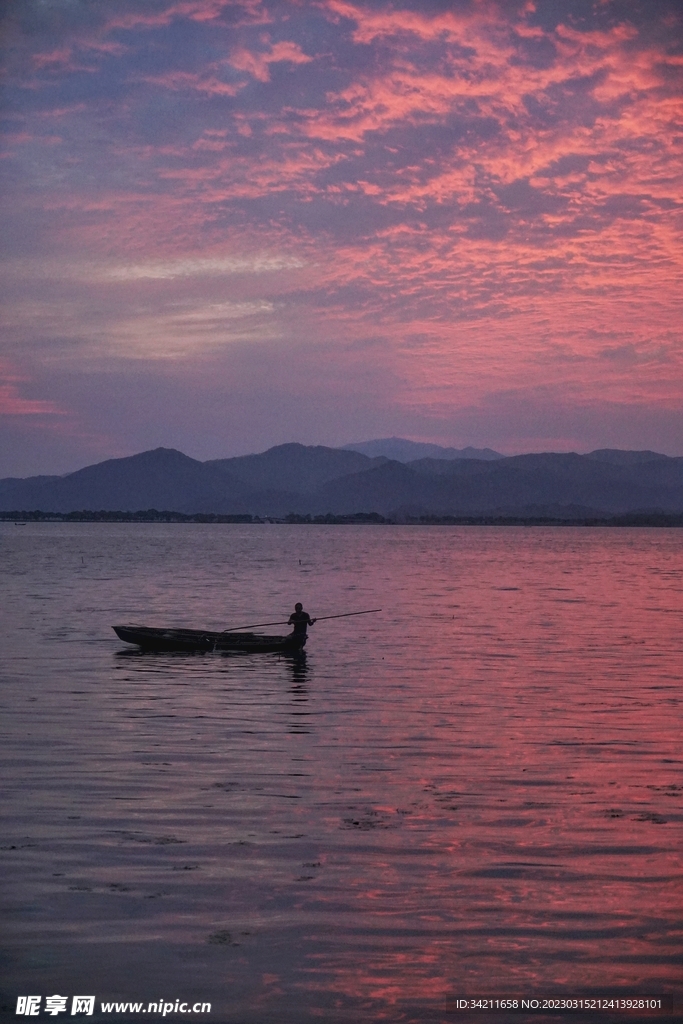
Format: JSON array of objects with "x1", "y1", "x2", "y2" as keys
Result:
[{"x1": 288, "y1": 603, "x2": 316, "y2": 643}]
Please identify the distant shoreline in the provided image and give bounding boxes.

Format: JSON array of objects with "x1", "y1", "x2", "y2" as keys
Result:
[{"x1": 3, "y1": 510, "x2": 683, "y2": 527}]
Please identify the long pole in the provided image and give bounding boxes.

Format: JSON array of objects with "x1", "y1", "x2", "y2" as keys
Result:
[{"x1": 222, "y1": 608, "x2": 382, "y2": 633}]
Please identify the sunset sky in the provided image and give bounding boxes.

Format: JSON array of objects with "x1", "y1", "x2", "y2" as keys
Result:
[{"x1": 1, "y1": 0, "x2": 682, "y2": 476}]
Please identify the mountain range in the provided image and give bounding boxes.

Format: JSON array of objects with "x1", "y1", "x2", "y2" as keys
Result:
[
  {"x1": 343, "y1": 437, "x2": 502, "y2": 461},
  {"x1": 2, "y1": 440, "x2": 683, "y2": 519}
]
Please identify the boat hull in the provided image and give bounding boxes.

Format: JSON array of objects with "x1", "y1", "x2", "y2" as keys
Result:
[{"x1": 113, "y1": 625, "x2": 305, "y2": 654}]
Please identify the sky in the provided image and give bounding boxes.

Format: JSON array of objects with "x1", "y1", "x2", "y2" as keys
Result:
[{"x1": 1, "y1": 0, "x2": 682, "y2": 477}]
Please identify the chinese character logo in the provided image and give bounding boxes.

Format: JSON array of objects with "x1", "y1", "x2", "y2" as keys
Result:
[
  {"x1": 71, "y1": 997, "x2": 95, "y2": 1016},
  {"x1": 16, "y1": 996, "x2": 41, "y2": 1016},
  {"x1": 45, "y1": 996, "x2": 68, "y2": 1016}
]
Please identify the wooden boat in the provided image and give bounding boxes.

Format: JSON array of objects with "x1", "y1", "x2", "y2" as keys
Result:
[{"x1": 113, "y1": 624, "x2": 305, "y2": 654}]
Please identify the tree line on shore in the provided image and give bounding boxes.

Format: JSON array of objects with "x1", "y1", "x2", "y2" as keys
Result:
[{"x1": 4, "y1": 509, "x2": 682, "y2": 527}]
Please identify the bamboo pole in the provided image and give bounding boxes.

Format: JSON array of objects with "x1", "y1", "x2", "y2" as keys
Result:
[{"x1": 222, "y1": 608, "x2": 382, "y2": 632}]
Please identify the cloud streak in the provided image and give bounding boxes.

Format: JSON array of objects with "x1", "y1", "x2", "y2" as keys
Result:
[{"x1": 101, "y1": 255, "x2": 306, "y2": 280}]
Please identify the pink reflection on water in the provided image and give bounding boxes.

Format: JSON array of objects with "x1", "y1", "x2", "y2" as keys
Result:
[
  {"x1": 1, "y1": 525, "x2": 681, "y2": 1021},
  {"x1": 286, "y1": 529, "x2": 683, "y2": 1014}
]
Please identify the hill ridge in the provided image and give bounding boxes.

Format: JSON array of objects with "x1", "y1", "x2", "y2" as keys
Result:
[{"x1": 1, "y1": 442, "x2": 681, "y2": 517}]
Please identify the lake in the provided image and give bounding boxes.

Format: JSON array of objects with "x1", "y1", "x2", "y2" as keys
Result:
[{"x1": 1, "y1": 524, "x2": 681, "y2": 1023}]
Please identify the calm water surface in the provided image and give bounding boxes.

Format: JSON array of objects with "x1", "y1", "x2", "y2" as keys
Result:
[{"x1": 1, "y1": 524, "x2": 682, "y2": 1023}]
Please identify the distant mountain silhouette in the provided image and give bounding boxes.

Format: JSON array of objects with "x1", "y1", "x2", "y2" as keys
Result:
[
  {"x1": 207, "y1": 443, "x2": 386, "y2": 492},
  {"x1": 584, "y1": 449, "x2": 673, "y2": 466},
  {"x1": 0, "y1": 445, "x2": 385, "y2": 516},
  {"x1": 318, "y1": 452, "x2": 683, "y2": 517},
  {"x1": 1, "y1": 443, "x2": 682, "y2": 518},
  {"x1": 342, "y1": 437, "x2": 502, "y2": 461},
  {"x1": 0, "y1": 449, "x2": 240, "y2": 515}
]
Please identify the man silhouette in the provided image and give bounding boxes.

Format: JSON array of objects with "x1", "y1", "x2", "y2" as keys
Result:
[{"x1": 288, "y1": 602, "x2": 316, "y2": 643}]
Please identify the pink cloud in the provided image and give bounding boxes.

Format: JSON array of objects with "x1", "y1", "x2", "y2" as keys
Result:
[
  {"x1": 0, "y1": 366, "x2": 67, "y2": 418},
  {"x1": 229, "y1": 39, "x2": 313, "y2": 82},
  {"x1": 322, "y1": 0, "x2": 496, "y2": 45},
  {"x1": 106, "y1": 1, "x2": 240, "y2": 31},
  {"x1": 139, "y1": 71, "x2": 242, "y2": 97},
  {"x1": 3, "y1": 0, "x2": 682, "y2": 462},
  {"x1": 31, "y1": 47, "x2": 98, "y2": 74},
  {"x1": 32, "y1": 48, "x2": 74, "y2": 70}
]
